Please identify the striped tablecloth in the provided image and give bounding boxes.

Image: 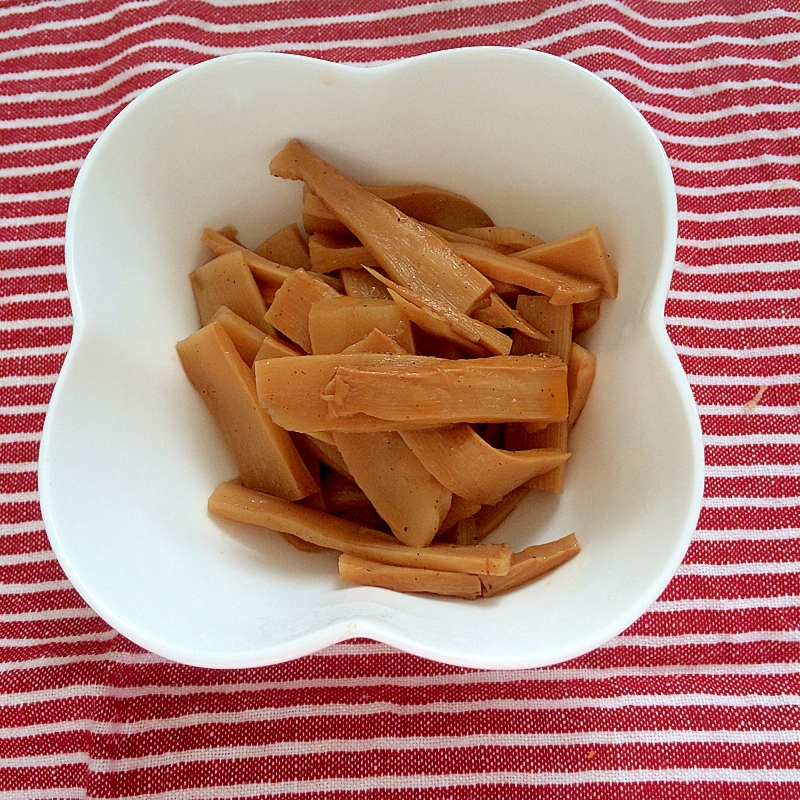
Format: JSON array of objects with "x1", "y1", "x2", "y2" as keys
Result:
[{"x1": 2, "y1": 1, "x2": 798, "y2": 797}]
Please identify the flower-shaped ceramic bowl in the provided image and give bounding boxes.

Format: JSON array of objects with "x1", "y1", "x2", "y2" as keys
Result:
[{"x1": 39, "y1": 48, "x2": 703, "y2": 669}]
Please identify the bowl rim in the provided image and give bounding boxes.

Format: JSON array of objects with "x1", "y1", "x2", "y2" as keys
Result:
[{"x1": 40, "y1": 47, "x2": 704, "y2": 670}]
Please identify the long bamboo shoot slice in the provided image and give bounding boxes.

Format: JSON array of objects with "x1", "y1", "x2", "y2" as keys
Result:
[
  {"x1": 201, "y1": 228, "x2": 294, "y2": 286},
  {"x1": 342, "y1": 328, "x2": 408, "y2": 355},
  {"x1": 364, "y1": 267, "x2": 512, "y2": 356},
  {"x1": 573, "y1": 298, "x2": 602, "y2": 333},
  {"x1": 307, "y1": 296, "x2": 415, "y2": 355},
  {"x1": 264, "y1": 268, "x2": 341, "y2": 352},
  {"x1": 451, "y1": 241, "x2": 602, "y2": 306},
  {"x1": 340, "y1": 267, "x2": 392, "y2": 300},
  {"x1": 190, "y1": 250, "x2": 270, "y2": 332},
  {"x1": 253, "y1": 334, "x2": 304, "y2": 361},
  {"x1": 309, "y1": 233, "x2": 379, "y2": 274},
  {"x1": 512, "y1": 295, "x2": 573, "y2": 493},
  {"x1": 472, "y1": 293, "x2": 548, "y2": 342},
  {"x1": 338, "y1": 554, "x2": 482, "y2": 600},
  {"x1": 470, "y1": 485, "x2": 530, "y2": 543},
  {"x1": 255, "y1": 353, "x2": 568, "y2": 432},
  {"x1": 439, "y1": 495, "x2": 482, "y2": 534},
  {"x1": 480, "y1": 534, "x2": 580, "y2": 597},
  {"x1": 176, "y1": 323, "x2": 316, "y2": 500},
  {"x1": 208, "y1": 481, "x2": 512, "y2": 575},
  {"x1": 420, "y1": 223, "x2": 511, "y2": 253},
  {"x1": 459, "y1": 226, "x2": 544, "y2": 250},
  {"x1": 254, "y1": 223, "x2": 310, "y2": 270},
  {"x1": 516, "y1": 226, "x2": 618, "y2": 298},
  {"x1": 332, "y1": 430, "x2": 452, "y2": 547},
  {"x1": 302, "y1": 184, "x2": 493, "y2": 237},
  {"x1": 568, "y1": 341, "x2": 597, "y2": 432},
  {"x1": 270, "y1": 141, "x2": 492, "y2": 313},
  {"x1": 401, "y1": 424, "x2": 569, "y2": 505},
  {"x1": 208, "y1": 306, "x2": 266, "y2": 367}
]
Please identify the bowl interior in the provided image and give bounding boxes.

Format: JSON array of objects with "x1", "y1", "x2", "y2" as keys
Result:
[{"x1": 41, "y1": 48, "x2": 702, "y2": 669}]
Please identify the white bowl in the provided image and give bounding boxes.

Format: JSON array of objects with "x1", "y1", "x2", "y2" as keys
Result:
[{"x1": 39, "y1": 48, "x2": 703, "y2": 669}]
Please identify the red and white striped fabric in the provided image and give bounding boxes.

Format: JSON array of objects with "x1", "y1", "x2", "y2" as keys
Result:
[{"x1": 1, "y1": 1, "x2": 799, "y2": 797}]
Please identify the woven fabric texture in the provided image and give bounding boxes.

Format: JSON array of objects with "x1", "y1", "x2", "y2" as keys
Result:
[{"x1": 1, "y1": 1, "x2": 799, "y2": 797}]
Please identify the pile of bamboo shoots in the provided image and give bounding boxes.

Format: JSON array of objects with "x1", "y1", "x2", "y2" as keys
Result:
[{"x1": 177, "y1": 140, "x2": 617, "y2": 600}]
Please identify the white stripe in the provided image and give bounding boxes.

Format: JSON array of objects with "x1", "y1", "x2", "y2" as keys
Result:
[
  {"x1": 679, "y1": 207, "x2": 800, "y2": 223},
  {"x1": 0, "y1": 461, "x2": 39, "y2": 474},
  {"x1": 1, "y1": 660, "x2": 798, "y2": 710},
  {"x1": 0, "y1": 579, "x2": 72, "y2": 595},
  {"x1": 0, "y1": 520, "x2": 44, "y2": 537},
  {"x1": 703, "y1": 496, "x2": 800, "y2": 509},
  {"x1": 0, "y1": 650, "x2": 164, "y2": 674},
  {"x1": 674, "y1": 261, "x2": 800, "y2": 276},
  {"x1": 7, "y1": 724, "x2": 800, "y2": 771},
  {"x1": 653, "y1": 595, "x2": 800, "y2": 612},
  {"x1": 0, "y1": 431, "x2": 41, "y2": 444},
  {"x1": 0, "y1": 343, "x2": 70, "y2": 359},
  {"x1": 0, "y1": 373, "x2": 60, "y2": 388},
  {"x1": 669, "y1": 288, "x2": 800, "y2": 302},
  {"x1": 677, "y1": 561, "x2": 800, "y2": 576},
  {"x1": 0, "y1": 131, "x2": 96, "y2": 155},
  {"x1": 704, "y1": 432, "x2": 800, "y2": 445},
  {"x1": 667, "y1": 314, "x2": 800, "y2": 329},
  {"x1": 0, "y1": 289, "x2": 69, "y2": 306},
  {"x1": 698, "y1": 404, "x2": 797, "y2": 416},
  {"x1": 0, "y1": 317, "x2": 72, "y2": 331},
  {"x1": 639, "y1": 98, "x2": 800, "y2": 123},
  {"x1": 0, "y1": 188, "x2": 71, "y2": 202},
  {"x1": 125, "y1": 769, "x2": 800, "y2": 797},
  {"x1": 0, "y1": 405, "x2": 48, "y2": 417},
  {"x1": 690, "y1": 374, "x2": 800, "y2": 388},
  {"x1": 615, "y1": 630, "x2": 800, "y2": 646},
  {"x1": 671, "y1": 153, "x2": 800, "y2": 172},
  {"x1": 673, "y1": 343, "x2": 800, "y2": 358},
  {"x1": 659, "y1": 125, "x2": 800, "y2": 147},
  {"x1": 0, "y1": 550, "x2": 53, "y2": 567},
  {"x1": 0, "y1": 213, "x2": 67, "y2": 228},
  {"x1": 0, "y1": 630, "x2": 116, "y2": 648},
  {"x1": 0, "y1": 237, "x2": 64, "y2": 251},
  {"x1": 0, "y1": 160, "x2": 82, "y2": 178},
  {"x1": 677, "y1": 178, "x2": 800, "y2": 196},
  {"x1": 678, "y1": 233, "x2": 800, "y2": 249},
  {"x1": 0, "y1": 490, "x2": 39, "y2": 504},
  {"x1": 706, "y1": 464, "x2": 800, "y2": 478},
  {"x1": 0, "y1": 691, "x2": 795, "y2": 739},
  {"x1": 0, "y1": 266, "x2": 65, "y2": 280},
  {"x1": 0, "y1": 606, "x2": 95, "y2": 623},
  {"x1": 693, "y1": 528, "x2": 800, "y2": 541}
]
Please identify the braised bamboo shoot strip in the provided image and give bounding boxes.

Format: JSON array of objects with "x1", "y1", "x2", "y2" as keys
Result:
[
  {"x1": 253, "y1": 334, "x2": 304, "y2": 361},
  {"x1": 255, "y1": 354, "x2": 569, "y2": 432},
  {"x1": 573, "y1": 298, "x2": 602, "y2": 334},
  {"x1": 458, "y1": 226, "x2": 544, "y2": 251},
  {"x1": 480, "y1": 534, "x2": 580, "y2": 597},
  {"x1": 471, "y1": 293, "x2": 548, "y2": 342},
  {"x1": 254, "y1": 223, "x2": 310, "y2": 270},
  {"x1": 309, "y1": 232, "x2": 379, "y2": 274},
  {"x1": 401, "y1": 424, "x2": 569, "y2": 506},
  {"x1": 340, "y1": 268, "x2": 392, "y2": 300},
  {"x1": 264, "y1": 268, "x2": 341, "y2": 353},
  {"x1": 208, "y1": 306, "x2": 266, "y2": 367},
  {"x1": 515, "y1": 225, "x2": 618, "y2": 298},
  {"x1": 338, "y1": 554, "x2": 482, "y2": 600},
  {"x1": 307, "y1": 296, "x2": 415, "y2": 355},
  {"x1": 190, "y1": 250, "x2": 270, "y2": 332},
  {"x1": 469, "y1": 486, "x2": 530, "y2": 543},
  {"x1": 321, "y1": 472, "x2": 373, "y2": 513},
  {"x1": 512, "y1": 295, "x2": 573, "y2": 494},
  {"x1": 439, "y1": 495, "x2": 482, "y2": 534},
  {"x1": 201, "y1": 228, "x2": 294, "y2": 285},
  {"x1": 341, "y1": 328, "x2": 408, "y2": 355},
  {"x1": 333, "y1": 431, "x2": 452, "y2": 548},
  {"x1": 451, "y1": 241, "x2": 602, "y2": 306},
  {"x1": 208, "y1": 481, "x2": 513, "y2": 576},
  {"x1": 176, "y1": 323, "x2": 316, "y2": 500},
  {"x1": 302, "y1": 183, "x2": 493, "y2": 237},
  {"x1": 364, "y1": 267, "x2": 512, "y2": 356},
  {"x1": 269, "y1": 140, "x2": 493, "y2": 313},
  {"x1": 293, "y1": 433, "x2": 353, "y2": 479},
  {"x1": 568, "y1": 342, "x2": 597, "y2": 432}
]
